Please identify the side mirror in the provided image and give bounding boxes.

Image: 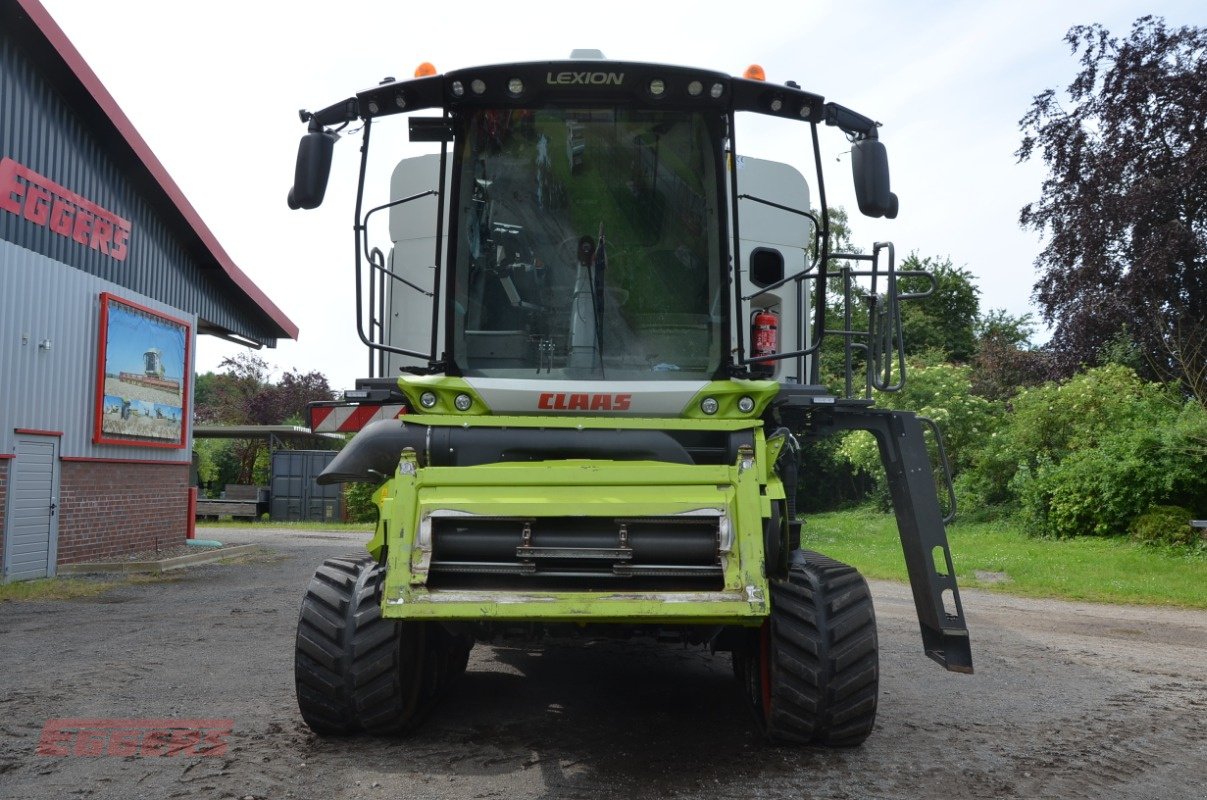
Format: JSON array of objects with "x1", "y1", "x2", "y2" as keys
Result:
[
  {"x1": 851, "y1": 138, "x2": 899, "y2": 219},
  {"x1": 287, "y1": 129, "x2": 338, "y2": 210}
]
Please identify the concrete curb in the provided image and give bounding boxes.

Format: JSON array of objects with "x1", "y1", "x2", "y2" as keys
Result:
[{"x1": 58, "y1": 544, "x2": 260, "y2": 575}]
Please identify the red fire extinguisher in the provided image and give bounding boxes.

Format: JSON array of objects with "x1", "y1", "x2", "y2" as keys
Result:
[{"x1": 751, "y1": 309, "x2": 778, "y2": 376}]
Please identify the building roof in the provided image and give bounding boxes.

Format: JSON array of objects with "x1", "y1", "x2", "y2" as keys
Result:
[
  {"x1": 8, "y1": 0, "x2": 299, "y2": 343},
  {"x1": 194, "y1": 425, "x2": 343, "y2": 448}
]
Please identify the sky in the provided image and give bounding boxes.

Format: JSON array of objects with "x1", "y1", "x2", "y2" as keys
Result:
[
  {"x1": 37, "y1": 0, "x2": 1204, "y2": 390},
  {"x1": 103, "y1": 299, "x2": 186, "y2": 381}
]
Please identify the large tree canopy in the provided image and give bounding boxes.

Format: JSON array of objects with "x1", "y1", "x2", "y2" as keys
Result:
[{"x1": 1017, "y1": 16, "x2": 1206, "y2": 389}]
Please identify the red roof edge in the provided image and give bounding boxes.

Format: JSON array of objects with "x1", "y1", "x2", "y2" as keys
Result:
[{"x1": 16, "y1": 0, "x2": 299, "y2": 341}]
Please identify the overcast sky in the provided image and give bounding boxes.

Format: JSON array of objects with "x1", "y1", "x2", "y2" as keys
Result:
[{"x1": 39, "y1": 0, "x2": 1204, "y2": 390}]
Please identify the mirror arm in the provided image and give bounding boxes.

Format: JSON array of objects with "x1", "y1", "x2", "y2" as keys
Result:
[
  {"x1": 300, "y1": 97, "x2": 361, "y2": 129},
  {"x1": 823, "y1": 102, "x2": 881, "y2": 141}
]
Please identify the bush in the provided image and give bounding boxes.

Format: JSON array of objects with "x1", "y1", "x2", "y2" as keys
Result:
[
  {"x1": 1013, "y1": 428, "x2": 1171, "y2": 538},
  {"x1": 838, "y1": 356, "x2": 1001, "y2": 511},
  {"x1": 968, "y1": 365, "x2": 1165, "y2": 496},
  {"x1": 797, "y1": 435, "x2": 873, "y2": 513},
  {"x1": 1129, "y1": 506, "x2": 1197, "y2": 548},
  {"x1": 342, "y1": 482, "x2": 379, "y2": 524},
  {"x1": 979, "y1": 366, "x2": 1207, "y2": 538}
]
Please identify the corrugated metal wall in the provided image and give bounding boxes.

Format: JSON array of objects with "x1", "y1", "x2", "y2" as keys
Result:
[
  {"x1": 0, "y1": 241, "x2": 193, "y2": 462},
  {"x1": 270, "y1": 450, "x2": 342, "y2": 522},
  {"x1": 0, "y1": 26, "x2": 279, "y2": 346}
]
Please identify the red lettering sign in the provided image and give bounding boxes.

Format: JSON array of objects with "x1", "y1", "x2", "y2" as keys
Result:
[
  {"x1": 72, "y1": 207, "x2": 92, "y2": 246},
  {"x1": 111, "y1": 226, "x2": 130, "y2": 261},
  {"x1": 37, "y1": 718, "x2": 232, "y2": 758},
  {"x1": 535, "y1": 393, "x2": 632, "y2": 412},
  {"x1": 23, "y1": 183, "x2": 51, "y2": 225},
  {"x1": 0, "y1": 157, "x2": 132, "y2": 261},
  {"x1": 49, "y1": 198, "x2": 74, "y2": 235},
  {"x1": 0, "y1": 157, "x2": 23, "y2": 214}
]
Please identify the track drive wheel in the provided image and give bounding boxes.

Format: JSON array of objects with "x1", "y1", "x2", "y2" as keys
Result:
[
  {"x1": 735, "y1": 550, "x2": 879, "y2": 746},
  {"x1": 294, "y1": 554, "x2": 427, "y2": 735}
]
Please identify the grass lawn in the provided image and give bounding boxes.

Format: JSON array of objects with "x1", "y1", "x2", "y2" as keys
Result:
[
  {"x1": 803, "y1": 508, "x2": 1207, "y2": 608},
  {"x1": 0, "y1": 573, "x2": 177, "y2": 603},
  {"x1": 0, "y1": 577, "x2": 118, "y2": 602}
]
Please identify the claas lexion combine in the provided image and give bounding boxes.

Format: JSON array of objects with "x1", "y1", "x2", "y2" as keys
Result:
[{"x1": 287, "y1": 52, "x2": 971, "y2": 746}]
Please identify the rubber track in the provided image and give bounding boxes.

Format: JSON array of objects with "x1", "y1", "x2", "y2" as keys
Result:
[
  {"x1": 294, "y1": 554, "x2": 424, "y2": 735},
  {"x1": 766, "y1": 550, "x2": 879, "y2": 746}
]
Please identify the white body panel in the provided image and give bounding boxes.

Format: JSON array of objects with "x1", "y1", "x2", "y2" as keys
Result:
[
  {"x1": 384, "y1": 154, "x2": 450, "y2": 375},
  {"x1": 731, "y1": 155, "x2": 813, "y2": 384}
]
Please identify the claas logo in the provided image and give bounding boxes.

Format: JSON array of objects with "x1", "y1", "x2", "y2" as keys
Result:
[{"x1": 537, "y1": 393, "x2": 632, "y2": 411}]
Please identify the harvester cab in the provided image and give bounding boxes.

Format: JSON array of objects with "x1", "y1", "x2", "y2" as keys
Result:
[{"x1": 289, "y1": 55, "x2": 971, "y2": 746}]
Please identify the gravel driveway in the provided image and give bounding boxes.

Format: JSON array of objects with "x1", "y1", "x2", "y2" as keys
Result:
[{"x1": 2, "y1": 526, "x2": 1204, "y2": 800}]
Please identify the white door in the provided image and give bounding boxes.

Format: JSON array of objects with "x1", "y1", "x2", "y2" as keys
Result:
[{"x1": 4, "y1": 435, "x2": 60, "y2": 581}]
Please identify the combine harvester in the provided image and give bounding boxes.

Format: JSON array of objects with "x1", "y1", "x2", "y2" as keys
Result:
[
  {"x1": 288, "y1": 52, "x2": 971, "y2": 745},
  {"x1": 117, "y1": 347, "x2": 179, "y2": 392}
]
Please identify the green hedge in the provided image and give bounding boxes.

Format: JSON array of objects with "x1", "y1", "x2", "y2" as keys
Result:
[{"x1": 990, "y1": 367, "x2": 1207, "y2": 539}]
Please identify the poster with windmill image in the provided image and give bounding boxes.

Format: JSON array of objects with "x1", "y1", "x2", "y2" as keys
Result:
[{"x1": 94, "y1": 293, "x2": 191, "y2": 447}]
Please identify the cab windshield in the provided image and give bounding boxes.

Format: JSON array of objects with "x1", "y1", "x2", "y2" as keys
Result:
[{"x1": 451, "y1": 107, "x2": 725, "y2": 380}]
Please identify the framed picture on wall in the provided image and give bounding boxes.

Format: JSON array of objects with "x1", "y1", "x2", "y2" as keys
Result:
[{"x1": 93, "y1": 292, "x2": 191, "y2": 448}]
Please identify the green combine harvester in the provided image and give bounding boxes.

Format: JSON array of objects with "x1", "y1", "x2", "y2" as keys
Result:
[{"x1": 288, "y1": 52, "x2": 971, "y2": 746}]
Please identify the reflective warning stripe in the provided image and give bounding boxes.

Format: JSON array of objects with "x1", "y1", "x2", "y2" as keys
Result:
[{"x1": 310, "y1": 404, "x2": 406, "y2": 433}]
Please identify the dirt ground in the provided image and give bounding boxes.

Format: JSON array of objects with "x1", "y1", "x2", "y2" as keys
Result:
[{"x1": 2, "y1": 527, "x2": 1205, "y2": 800}]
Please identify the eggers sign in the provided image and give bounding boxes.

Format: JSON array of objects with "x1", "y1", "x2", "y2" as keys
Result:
[
  {"x1": 0, "y1": 156, "x2": 131, "y2": 261},
  {"x1": 37, "y1": 718, "x2": 232, "y2": 757}
]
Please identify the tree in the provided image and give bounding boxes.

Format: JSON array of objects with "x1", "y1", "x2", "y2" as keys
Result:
[
  {"x1": 193, "y1": 353, "x2": 333, "y2": 486},
  {"x1": 194, "y1": 352, "x2": 275, "y2": 425},
  {"x1": 257, "y1": 369, "x2": 333, "y2": 426},
  {"x1": 976, "y1": 308, "x2": 1036, "y2": 350},
  {"x1": 969, "y1": 309, "x2": 1054, "y2": 400},
  {"x1": 1017, "y1": 16, "x2": 1207, "y2": 388},
  {"x1": 195, "y1": 353, "x2": 332, "y2": 426},
  {"x1": 898, "y1": 255, "x2": 981, "y2": 363},
  {"x1": 809, "y1": 205, "x2": 858, "y2": 262}
]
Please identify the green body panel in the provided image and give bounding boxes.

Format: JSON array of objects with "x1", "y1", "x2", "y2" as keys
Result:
[
  {"x1": 680, "y1": 379, "x2": 780, "y2": 419},
  {"x1": 396, "y1": 376, "x2": 490, "y2": 416},
  {"x1": 367, "y1": 414, "x2": 778, "y2": 626}
]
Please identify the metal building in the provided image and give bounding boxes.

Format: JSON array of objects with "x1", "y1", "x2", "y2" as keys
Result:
[{"x1": 0, "y1": 0, "x2": 298, "y2": 580}]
